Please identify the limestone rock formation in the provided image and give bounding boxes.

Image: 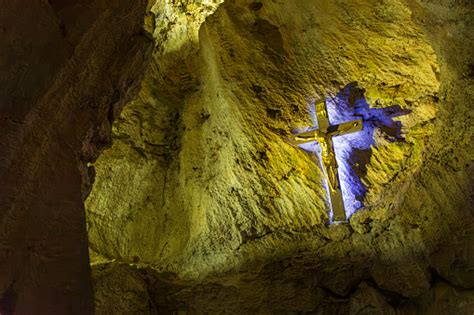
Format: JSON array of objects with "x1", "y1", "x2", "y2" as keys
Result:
[
  {"x1": 0, "y1": 0, "x2": 472, "y2": 313},
  {"x1": 86, "y1": 0, "x2": 473, "y2": 313},
  {"x1": 0, "y1": 0, "x2": 153, "y2": 313}
]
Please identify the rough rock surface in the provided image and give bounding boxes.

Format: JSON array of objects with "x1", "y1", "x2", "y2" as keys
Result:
[
  {"x1": 0, "y1": 0, "x2": 471, "y2": 313},
  {"x1": 0, "y1": 0, "x2": 153, "y2": 313},
  {"x1": 86, "y1": 0, "x2": 473, "y2": 313}
]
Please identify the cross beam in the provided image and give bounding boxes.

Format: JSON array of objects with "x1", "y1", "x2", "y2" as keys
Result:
[{"x1": 291, "y1": 100, "x2": 362, "y2": 221}]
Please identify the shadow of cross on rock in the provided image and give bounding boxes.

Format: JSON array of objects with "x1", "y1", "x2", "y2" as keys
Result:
[{"x1": 322, "y1": 82, "x2": 411, "y2": 217}]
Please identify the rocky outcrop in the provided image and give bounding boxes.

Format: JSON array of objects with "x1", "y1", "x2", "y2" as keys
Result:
[
  {"x1": 86, "y1": 0, "x2": 473, "y2": 312},
  {"x1": 88, "y1": 0, "x2": 441, "y2": 274},
  {"x1": 86, "y1": 0, "x2": 473, "y2": 313},
  {"x1": 0, "y1": 0, "x2": 153, "y2": 313}
]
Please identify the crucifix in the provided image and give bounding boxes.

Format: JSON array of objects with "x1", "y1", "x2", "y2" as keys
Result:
[{"x1": 291, "y1": 99, "x2": 363, "y2": 221}]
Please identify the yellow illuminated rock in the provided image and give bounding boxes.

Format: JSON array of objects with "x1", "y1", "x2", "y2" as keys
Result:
[{"x1": 85, "y1": 0, "x2": 473, "y2": 313}]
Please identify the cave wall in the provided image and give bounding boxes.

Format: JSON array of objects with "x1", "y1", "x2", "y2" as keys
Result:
[
  {"x1": 0, "y1": 0, "x2": 153, "y2": 313},
  {"x1": 0, "y1": 0, "x2": 471, "y2": 313},
  {"x1": 86, "y1": 1, "x2": 473, "y2": 314},
  {"x1": 402, "y1": 0, "x2": 474, "y2": 291},
  {"x1": 88, "y1": 0, "x2": 441, "y2": 276},
  {"x1": 88, "y1": 0, "x2": 473, "y2": 313}
]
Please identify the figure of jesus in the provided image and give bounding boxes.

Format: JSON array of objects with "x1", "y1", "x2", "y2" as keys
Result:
[
  {"x1": 294, "y1": 121, "x2": 360, "y2": 193},
  {"x1": 291, "y1": 99, "x2": 362, "y2": 221}
]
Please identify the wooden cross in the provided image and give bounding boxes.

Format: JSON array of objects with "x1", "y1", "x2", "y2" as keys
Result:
[{"x1": 291, "y1": 100, "x2": 363, "y2": 221}]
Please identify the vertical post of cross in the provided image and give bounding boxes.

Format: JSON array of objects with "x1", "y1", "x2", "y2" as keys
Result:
[{"x1": 290, "y1": 99, "x2": 363, "y2": 222}]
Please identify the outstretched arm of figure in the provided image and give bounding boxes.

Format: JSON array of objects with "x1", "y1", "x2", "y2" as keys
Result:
[
  {"x1": 327, "y1": 120, "x2": 362, "y2": 137},
  {"x1": 289, "y1": 129, "x2": 322, "y2": 145}
]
